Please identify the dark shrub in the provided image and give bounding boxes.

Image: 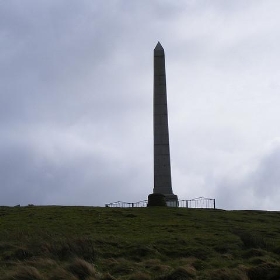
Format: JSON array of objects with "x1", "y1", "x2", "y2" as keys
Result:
[
  {"x1": 128, "y1": 272, "x2": 151, "y2": 280},
  {"x1": 8, "y1": 266, "x2": 43, "y2": 280},
  {"x1": 67, "y1": 258, "x2": 97, "y2": 280},
  {"x1": 232, "y1": 230, "x2": 269, "y2": 249},
  {"x1": 242, "y1": 248, "x2": 266, "y2": 258},
  {"x1": 101, "y1": 273, "x2": 116, "y2": 280},
  {"x1": 207, "y1": 268, "x2": 247, "y2": 280},
  {"x1": 44, "y1": 237, "x2": 96, "y2": 261},
  {"x1": 247, "y1": 263, "x2": 280, "y2": 280},
  {"x1": 14, "y1": 247, "x2": 33, "y2": 260},
  {"x1": 157, "y1": 266, "x2": 194, "y2": 280},
  {"x1": 49, "y1": 267, "x2": 78, "y2": 280}
]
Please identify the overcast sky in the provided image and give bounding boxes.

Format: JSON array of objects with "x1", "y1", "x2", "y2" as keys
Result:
[{"x1": 1, "y1": 0, "x2": 280, "y2": 210}]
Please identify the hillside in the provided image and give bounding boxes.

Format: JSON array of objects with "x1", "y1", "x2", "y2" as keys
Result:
[{"x1": 1, "y1": 206, "x2": 280, "y2": 279}]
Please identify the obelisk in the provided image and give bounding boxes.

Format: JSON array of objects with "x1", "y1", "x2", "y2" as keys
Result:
[{"x1": 152, "y1": 42, "x2": 178, "y2": 206}]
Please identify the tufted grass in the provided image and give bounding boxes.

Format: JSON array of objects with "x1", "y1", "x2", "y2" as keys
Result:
[{"x1": 1, "y1": 206, "x2": 280, "y2": 279}]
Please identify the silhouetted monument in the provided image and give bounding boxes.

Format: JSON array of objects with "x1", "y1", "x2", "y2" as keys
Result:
[{"x1": 148, "y1": 42, "x2": 178, "y2": 207}]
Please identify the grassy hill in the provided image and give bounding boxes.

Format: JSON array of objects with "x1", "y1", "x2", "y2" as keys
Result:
[{"x1": 1, "y1": 206, "x2": 280, "y2": 279}]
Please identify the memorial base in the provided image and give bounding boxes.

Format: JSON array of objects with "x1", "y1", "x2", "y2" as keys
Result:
[{"x1": 164, "y1": 194, "x2": 178, "y2": 207}]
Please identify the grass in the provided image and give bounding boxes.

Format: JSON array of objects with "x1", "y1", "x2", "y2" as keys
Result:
[{"x1": 1, "y1": 206, "x2": 280, "y2": 279}]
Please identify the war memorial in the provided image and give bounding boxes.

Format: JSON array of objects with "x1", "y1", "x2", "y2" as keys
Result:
[
  {"x1": 106, "y1": 43, "x2": 215, "y2": 209},
  {"x1": 147, "y1": 42, "x2": 178, "y2": 207}
]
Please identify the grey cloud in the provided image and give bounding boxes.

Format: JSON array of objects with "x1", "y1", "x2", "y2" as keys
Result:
[
  {"x1": 1, "y1": 1, "x2": 280, "y2": 209},
  {"x1": 215, "y1": 143, "x2": 280, "y2": 210},
  {"x1": 0, "y1": 127, "x2": 151, "y2": 206},
  {"x1": 252, "y1": 148, "x2": 280, "y2": 199}
]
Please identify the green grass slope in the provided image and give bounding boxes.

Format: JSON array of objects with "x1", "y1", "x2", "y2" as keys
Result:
[{"x1": 1, "y1": 206, "x2": 280, "y2": 279}]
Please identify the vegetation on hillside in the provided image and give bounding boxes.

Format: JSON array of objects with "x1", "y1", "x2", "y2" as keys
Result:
[{"x1": 1, "y1": 206, "x2": 280, "y2": 279}]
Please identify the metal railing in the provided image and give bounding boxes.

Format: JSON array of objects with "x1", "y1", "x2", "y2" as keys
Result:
[
  {"x1": 178, "y1": 197, "x2": 216, "y2": 209},
  {"x1": 105, "y1": 200, "x2": 148, "y2": 208},
  {"x1": 105, "y1": 197, "x2": 215, "y2": 209}
]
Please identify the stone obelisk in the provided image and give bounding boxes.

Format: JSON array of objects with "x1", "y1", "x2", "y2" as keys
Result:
[{"x1": 152, "y1": 42, "x2": 178, "y2": 206}]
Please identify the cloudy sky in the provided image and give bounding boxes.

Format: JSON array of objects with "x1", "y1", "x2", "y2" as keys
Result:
[{"x1": 1, "y1": 0, "x2": 280, "y2": 210}]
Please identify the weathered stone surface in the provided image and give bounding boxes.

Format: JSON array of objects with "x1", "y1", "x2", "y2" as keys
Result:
[
  {"x1": 147, "y1": 193, "x2": 166, "y2": 207},
  {"x1": 154, "y1": 145, "x2": 170, "y2": 155}
]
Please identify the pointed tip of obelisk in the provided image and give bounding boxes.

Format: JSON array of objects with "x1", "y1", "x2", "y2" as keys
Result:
[{"x1": 155, "y1": 41, "x2": 164, "y2": 51}]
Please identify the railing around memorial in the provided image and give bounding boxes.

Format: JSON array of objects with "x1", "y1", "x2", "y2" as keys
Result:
[
  {"x1": 178, "y1": 197, "x2": 216, "y2": 209},
  {"x1": 105, "y1": 200, "x2": 148, "y2": 208},
  {"x1": 105, "y1": 197, "x2": 215, "y2": 209}
]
